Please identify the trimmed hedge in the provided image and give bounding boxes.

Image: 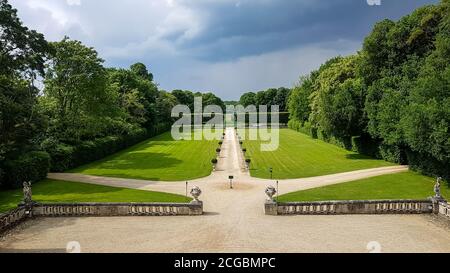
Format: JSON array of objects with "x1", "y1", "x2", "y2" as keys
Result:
[
  {"x1": 406, "y1": 150, "x2": 450, "y2": 181},
  {"x1": 236, "y1": 112, "x2": 290, "y2": 125},
  {"x1": 289, "y1": 119, "x2": 449, "y2": 180},
  {"x1": 289, "y1": 120, "x2": 350, "y2": 149},
  {"x1": 3, "y1": 151, "x2": 51, "y2": 189},
  {"x1": 378, "y1": 144, "x2": 407, "y2": 164},
  {"x1": 47, "y1": 123, "x2": 171, "y2": 172},
  {"x1": 289, "y1": 121, "x2": 406, "y2": 163},
  {"x1": 351, "y1": 135, "x2": 380, "y2": 158}
]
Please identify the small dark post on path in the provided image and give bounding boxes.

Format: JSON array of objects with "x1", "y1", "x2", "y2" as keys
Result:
[
  {"x1": 269, "y1": 167, "x2": 273, "y2": 180},
  {"x1": 185, "y1": 182, "x2": 188, "y2": 201},
  {"x1": 229, "y1": 175, "x2": 234, "y2": 189}
]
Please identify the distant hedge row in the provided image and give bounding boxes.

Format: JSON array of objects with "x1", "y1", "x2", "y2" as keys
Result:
[
  {"x1": 46, "y1": 123, "x2": 171, "y2": 172},
  {"x1": 2, "y1": 151, "x2": 51, "y2": 189},
  {"x1": 288, "y1": 120, "x2": 449, "y2": 180}
]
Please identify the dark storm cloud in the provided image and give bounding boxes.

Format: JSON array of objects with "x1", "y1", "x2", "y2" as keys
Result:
[{"x1": 168, "y1": 0, "x2": 438, "y2": 61}]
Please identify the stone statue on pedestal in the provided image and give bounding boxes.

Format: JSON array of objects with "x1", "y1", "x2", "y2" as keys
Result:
[
  {"x1": 23, "y1": 181, "x2": 33, "y2": 205},
  {"x1": 429, "y1": 177, "x2": 447, "y2": 215},
  {"x1": 434, "y1": 177, "x2": 444, "y2": 200}
]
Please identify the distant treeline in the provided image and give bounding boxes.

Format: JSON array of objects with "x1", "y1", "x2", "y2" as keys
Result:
[
  {"x1": 287, "y1": 0, "x2": 450, "y2": 180},
  {"x1": 239, "y1": 88, "x2": 292, "y2": 112}
]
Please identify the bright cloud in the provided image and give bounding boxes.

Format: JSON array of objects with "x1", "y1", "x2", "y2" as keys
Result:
[{"x1": 66, "y1": 0, "x2": 81, "y2": 6}]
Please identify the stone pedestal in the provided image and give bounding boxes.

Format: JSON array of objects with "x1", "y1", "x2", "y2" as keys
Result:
[
  {"x1": 265, "y1": 201, "x2": 278, "y2": 216},
  {"x1": 430, "y1": 197, "x2": 447, "y2": 214},
  {"x1": 189, "y1": 201, "x2": 203, "y2": 215}
]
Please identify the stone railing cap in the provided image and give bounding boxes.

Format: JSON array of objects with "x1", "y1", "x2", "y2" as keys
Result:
[{"x1": 277, "y1": 199, "x2": 431, "y2": 206}]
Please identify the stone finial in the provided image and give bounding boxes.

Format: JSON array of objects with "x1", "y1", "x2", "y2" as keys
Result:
[
  {"x1": 23, "y1": 181, "x2": 33, "y2": 205},
  {"x1": 190, "y1": 186, "x2": 202, "y2": 202},
  {"x1": 265, "y1": 186, "x2": 277, "y2": 203}
]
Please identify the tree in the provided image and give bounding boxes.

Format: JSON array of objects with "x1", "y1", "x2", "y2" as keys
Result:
[
  {"x1": 273, "y1": 87, "x2": 291, "y2": 112},
  {"x1": 288, "y1": 76, "x2": 314, "y2": 125},
  {"x1": 130, "y1": 62, "x2": 153, "y2": 82},
  {"x1": 311, "y1": 55, "x2": 366, "y2": 139},
  {"x1": 201, "y1": 92, "x2": 225, "y2": 111},
  {"x1": 172, "y1": 89, "x2": 194, "y2": 109},
  {"x1": 0, "y1": 77, "x2": 47, "y2": 159},
  {"x1": 155, "y1": 91, "x2": 177, "y2": 124},
  {"x1": 0, "y1": 0, "x2": 52, "y2": 77},
  {"x1": 401, "y1": 1, "x2": 450, "y2": 164},
  {"x1": 0, "y1": 0, "x2": 51, "y2": 186},
  {"x1": 43, "y1": 38, "x2": 119, "y2": 142},
  {"x1": 239, "y1": 92, "x2": 256, "y2": 107},
  {"x1": 107, "y1": 66, "x2": 158, "y2": 128}
]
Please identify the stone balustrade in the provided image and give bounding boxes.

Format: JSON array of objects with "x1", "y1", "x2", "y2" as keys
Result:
[
  {"x1": 1, "y1": 183, "x2": 204, "y2": 235},
  {"x1": 0, "y1": 207, "x2": 29, "y2": 232},
  {"x1": 33, "y1": 202, "x2": 203, "y2": 217},
  {"x1": 1, "y1": 201, "x2": 202, "y2": 234},
  {"x1": 265, "y1": 200, "x2": 433, "y2": 216},
  {"x1": 439, "y1": 202, "x2": 450, "y2": 219}
]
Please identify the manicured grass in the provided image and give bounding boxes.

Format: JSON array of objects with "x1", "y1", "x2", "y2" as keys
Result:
[
  {"x1": 244, "y1": 129, "x2": 394, "y2": 179},
  {"x1": 0, "y1": 179, "x2": 191, "y2": 213},
  {"x1": 278, "y1": 171, "x2": 449, "y2": 202},
  {"x1": 71, "y1": 131, "x2": 218, "y2": 181}
]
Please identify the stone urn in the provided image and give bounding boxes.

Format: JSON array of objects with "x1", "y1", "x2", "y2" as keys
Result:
[
  {"x1": 245, "y1": 158, "x2": 251, "y2": 170},
  {"x1": 211, "y1": 158, "x2": 218, "y2": 171},
  {"x1": 190, "y1": 186, "x2": 202, "y2": 204},
  {"x1": 265, "y1": 186, "x2": 277, "y2": 203}
]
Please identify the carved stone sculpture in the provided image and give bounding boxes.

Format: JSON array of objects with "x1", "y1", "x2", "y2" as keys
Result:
[
  {"x1": 190, "y1": 186, "x2": 202, "y2": 202},
  {"x1": 265, "y1": 186, "x2": 277, "y2": 203},
  {"x1": 434, "y1": 177, "x2": 443, "y2": 199},
  {"x1": 23, "y1": 181, "x2": 33, "y2": 204}
]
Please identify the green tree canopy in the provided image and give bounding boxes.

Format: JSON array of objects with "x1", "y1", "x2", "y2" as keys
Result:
[
  {"x1": 43, "y1": 38, "x2": 119, "y2": 142},
  {"x1": 130, "y1": 62, "x2": 153, "y2": 82},
  {"x1": 239, "y1": 92, "x2": 256, "y2": 107}
]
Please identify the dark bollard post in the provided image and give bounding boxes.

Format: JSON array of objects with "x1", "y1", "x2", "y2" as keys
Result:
[{"x1": 229, "y1": 175, "x2": 234, "y2": 189}]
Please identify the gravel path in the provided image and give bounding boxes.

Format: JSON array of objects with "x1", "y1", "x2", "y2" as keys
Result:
[{"x1": 1, "y1": 128, "x2": 449, "y2": 253}]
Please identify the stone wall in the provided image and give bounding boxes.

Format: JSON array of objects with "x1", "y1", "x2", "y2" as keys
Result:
[{"x1": 265, "y1": 200, "x2": 433, "y2": 216}]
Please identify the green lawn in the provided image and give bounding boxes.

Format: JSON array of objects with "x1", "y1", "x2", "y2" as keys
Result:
[
  {"x1": 0, "y1": 179, "x2": 191, "y2": 213},
  {"x1": 278, "y1": 171, "x2": 449, "y2": 202},
  {"x1": 244, "y1": 129, "x2": 394, "y2": 179},
  {"x1": 71, "y1": 131, "x2": 218, "y2": 181}
]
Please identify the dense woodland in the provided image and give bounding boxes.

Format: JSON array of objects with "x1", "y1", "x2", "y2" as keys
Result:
[
  {"x1": 0, "y1": 0, "x2": 225, "y2": 188},
  {"x1": 287, "y1": 0, "x2": 450, "y2": 180}
]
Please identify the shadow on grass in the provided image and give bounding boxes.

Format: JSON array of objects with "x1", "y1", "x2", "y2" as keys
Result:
[
  {"x1": 73, "y1": 152, "x2": 184, "y2": 172},
  {"x1": 345, "y1": 153, "x2": 380, "y2": 161}
]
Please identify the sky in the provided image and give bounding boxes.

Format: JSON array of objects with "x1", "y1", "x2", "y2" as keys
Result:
[{"x1": 10, "y1": 0, "x2": 438, "y2": 100}]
